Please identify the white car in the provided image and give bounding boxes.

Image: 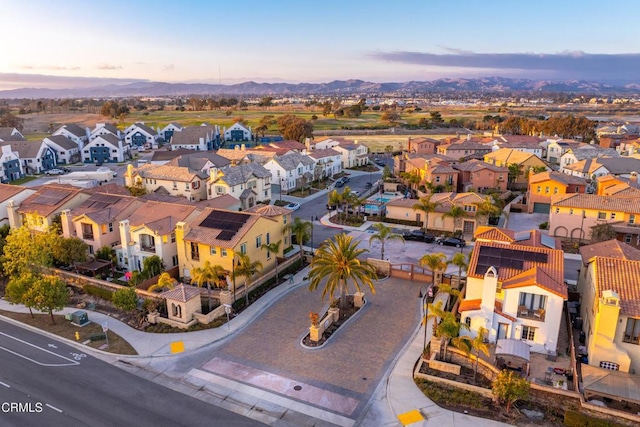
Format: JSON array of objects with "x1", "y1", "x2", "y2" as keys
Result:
[
  {"x1": 44, "y1": 168, "x2": 65, "y2": 175},
  {"x1": 285, "y1": 202, "x2": 301, "y2": 211}
]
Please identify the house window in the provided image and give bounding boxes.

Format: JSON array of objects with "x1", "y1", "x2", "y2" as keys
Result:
[
  {"x1": 172, "y1": 255, "x2": 178, "y2": 267},
  {"x1": 545, "y1": 186, "x2": 550, "y2": 193},
  {"x1": 553, "y1": 187, "x2": 558, "y2": 194},
  {"x1": 240, "y1": 243, "x2": 247, "y2": 255},
  {"x1": 464, "y1": 317, "x2": 471, "y2": 327},
  {"x1": 598, "y1": 212, "x2": 606, "y2": 220},
  {"x1": 623, "y1": 318, "x2": 640, "y2": 344},
  {"x1": 518, "y1": 292, "x2": 547, "y2": 320},
  {"x1": 611, "y1": 213, "x2": 616, "y2": 220},
  {"x1": 570, "y1": 209, "x2": 573, "y2": 215},
  {"x1": 266, "y1": 232, "x2": 270, "y2": 245},
  {"x1": 190, "y1": 242, "x2": 199, "y2": 260},
  {"x1": 266, "y1": 250, "x2": 271, "y2": 260},
  {"x1": 210, "y1": 247, "x2": 217, "y2": 255},
  {"x1": 221, "y1": 248, "x2": 227, "y2": 257},
  {"x1": 599, "y1": 361, "x2": 619, "y2": 371},
  {"x1": 101, "y1": 224, "x2": 107, "y2": 234},
  {"x1": 630, "y1": 214, "x2": 636, "y2": 225},
  {"x1": 536, "y1": 186, "x2": 541, "y2": 193},
  {"x1": 108, "y1": 222, "x2": 113, "y2": 232},
  {"x1": 521, "y1": 325, "x2": 536, "y2": 341},
  {"x1": 171, "y1": 232, "x2": 175, "y2": 243},
  {"x1": 173, "y1": 181, "x2": 177, "y2": 190},
  {"x1": 284, "y1": 216, "x2": 287, "y2": 224},
  {"x1": 625, "y1": 234, "x2": 632, "y2": 243},
  {"x1": 256, "y1": 235, "x2": 262, "y2": 248},
  {"x1": 435, "y1": 176, "x2": 440, "y2": 183},
  {"x1": 555, "y1": 208, "x2": 560, "y2": 214}
]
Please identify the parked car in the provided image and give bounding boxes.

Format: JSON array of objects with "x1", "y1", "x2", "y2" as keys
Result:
[
  {"x1": 326, "y1": 204, "x2": 337, "y2": 210},
  {"x1": 350, "y1": 190, "x2": 360, "y2": 197},
  {"x1": 44, "y1": 168, "x2": 65, "y2": 175},
  {"x1": 403, "y1": 230, "x2": 436, "y2": 243},
  {"x1": 438, "y1": 237, "x2": 466, "y2": 248},
  {"x1": 375, "y1": 159, "x2": 386, "y2": 166},
  {"x1": 285, "y1": 202, "x2": 300, "y2": 211},
  {"x1": 61, "y1": 167, "x2": 71, "y2": 173},
  {"x1": 335, "y1": 178, "x2": 346, "y2": 188}
]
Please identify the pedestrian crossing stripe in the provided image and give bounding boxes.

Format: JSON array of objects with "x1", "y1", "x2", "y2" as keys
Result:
[
  {"x1": 170, "y1": 341, "x2": 185, "y2": 354},
  {"x1": 398, "y1": 409, "x2": 424, "y2": 425}
]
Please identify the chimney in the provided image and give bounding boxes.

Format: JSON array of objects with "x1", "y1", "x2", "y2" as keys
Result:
[
  {"x1": 85, "y1": 127, "x2": 91, "y2": 140},
  {"x1": 60, "y1": 209, "x2": 74, "y2": 238},
  {"x1": 466, "y1": 133, "x2": 471, "y2": 141},
  {"x1": 7, "y1": 199, "x2": 21, "y2": 229},
  {"x1": 241, "y1": 144, "x2": 246, "y2": 151},
  {"x1": 209, "y1": 168, "x2": 218, "y2": 182},
  {"x1": 631, "y1": 171, "x2": 638, "y2": 184},
  {"x1": 354, "y1": 140, "x2": 359, "y2": 144}
]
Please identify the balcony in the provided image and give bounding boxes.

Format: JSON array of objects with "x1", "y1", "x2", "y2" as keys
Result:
[
  {"x1": 518, "y1": 306, "x2": 546, "y2": 321},
  {"x1": 140, "y1": 244, "x2": 156, "y2": 253},
  {"x1": 83, "y1": 232, "x2": 94, "y2": 241}
]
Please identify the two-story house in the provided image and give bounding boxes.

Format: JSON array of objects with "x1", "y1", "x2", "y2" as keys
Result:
[
  {"x1": 459, "y1": 227, "x2": 566, "y2": 355},
  {"x1": 90, "y1": 123, "x2": 120, "y2": 140},
  {"x1": 578, "y1": 239, "x2": 640, "y2": 373},
  {"x1": 453, "y1": 159, "x2": 508, "y2": 193},
  {"x1": 7, "y1": 184, "x2": 89, "y2": 233},
  {"x1": 60, "y1": 192, "x2": 143, "y2": 256},
  {"x1": 160, "y1": 122, "x2": 184, "y2": 142},
  {"x1": 407, "y1": 137, "x2": 441, "y2": 155},
  {"x1": 2, "y1": 140, "x2": 57, "y2": 174},
  {"x1": 438, "y1": 140, "x2": 492, "y2": 160},
  {"x1": 207, "y1": 163, "x2": 272, "y2": 209},
  {"x1": 0, "y1": 127, "x2": 24, "y2": 142},
  {"x1": 82, "y1": 133, "x2": 129, "y2": 164},
  {"x1": 0, "y1": 145, "x2": 24, "y2": 183},
  {"x1": 125, "y1": 163, "x2": 209, "y2": 201},
  {"x1": 527, "y1": 171, "x2": 587, "y2": 214},
  {"x1": 263, "y1": 152, "x2": 315, "y2": 193},
  {"x1": 560, "y1": 146, "x2": 618, "y2": 171},
  {"x1": 224, "y1": 122, "x2": 252, "y2": 142},
  {"x1": 124, "y1": 122, "x2": 159, "y2": 148},
  {"x1": 545, "y1": 138, "x2": 582, "y2": 165},
  {"x1": 307, "y1": 148, "x2": 342, "y2": 180},
  {"x1": 44, "y1": 135, "x2": 81, "y2": 164},
  {"x1": 52, "y1": 124, "x2": 89, "y2": 149},
  {"x1": 175, "y1": 206, "x2": 290, "y2": 294},
  {"x1": 0, "y1": 184, "x2": 35, "y2": 226},
  {"x1": 169, "y1": 125, "x2": 220, "y2": 151},
  {"x1": 484, "y1": 148, "x2": 547, "y2": 189},
  {"x1": 167, "y1": 151, "x2": 230, "y2": 174},
  {"x1": 332, "y1": 141, "x2": 369, "y2": 169}
]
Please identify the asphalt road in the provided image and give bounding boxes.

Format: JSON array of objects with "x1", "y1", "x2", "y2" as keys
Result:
[{"x1": 0, "y1": 319, "x2": 263, "y2": 427}]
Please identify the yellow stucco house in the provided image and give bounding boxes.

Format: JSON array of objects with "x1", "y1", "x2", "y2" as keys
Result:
[
  {"x1": 578, "y1": 239, "x2": 640, "y2": 373},
  {"x1": 484, "y1": 148, "x2": 547, "y2": 189}
]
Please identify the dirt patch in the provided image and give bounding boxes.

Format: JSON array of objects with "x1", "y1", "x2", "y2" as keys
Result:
[{"x1": 19, "y1": 112, "x2": 105, "y2": 134}]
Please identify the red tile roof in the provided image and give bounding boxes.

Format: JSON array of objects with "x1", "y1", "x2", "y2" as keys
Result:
[
  {"x1": 579, "y1": 239, "x2": 640, "y2": 264},
  {"x1": 458, "y1": 299, "x2": 481, "y2": 312},
  {"x1": 594, "y1": 257, "x2": 640, "y2": 316}
]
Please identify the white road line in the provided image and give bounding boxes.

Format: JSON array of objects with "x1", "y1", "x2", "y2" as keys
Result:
[
  {"x1": 45, "y1": 403, "x2": 63, "y2": 413},
  {"x1": 0, "y1": 332, "x2": 79, "y2": 367},
  {"x1": 0, "y1": 381, "x2": 10, "y2": 388}
]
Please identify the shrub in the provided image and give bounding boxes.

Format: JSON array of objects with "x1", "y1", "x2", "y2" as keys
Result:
[
  {"x1": 112, "y1": 287, "x2": 138, "y2": 312},
  {"x1": 84, "y1": 284, "x2": 113, "y2": 301},
  {"x1": 539, "y1": 222, "x2": 549, "y2": 230},
  {"x1": 563, "y1": 410, "x2": 626, "y2": 427}
]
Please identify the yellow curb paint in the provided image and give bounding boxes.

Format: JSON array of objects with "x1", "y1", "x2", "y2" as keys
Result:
[
  {"x1": 170, "y1": 341, "x2": 185, "y2": 354},
  {"x1": 398, "y1": 409, "x2": 424, "y2": 426}
]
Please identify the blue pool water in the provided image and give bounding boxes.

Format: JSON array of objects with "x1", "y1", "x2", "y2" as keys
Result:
[{"x1": 374, "y1": 197, "x2": 392, "y2": 203}]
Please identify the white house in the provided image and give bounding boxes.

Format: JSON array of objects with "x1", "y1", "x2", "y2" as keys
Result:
[
  {"x1": 44, "y1": 135, "x2": 81, "y2": 164},
  {"x1": 0, "y1": 145, "x2": 24, "y2": 182},
  {"x1": 170, "y1": 125, "x2": 220, "y2": 151},
  {"x1": 82, "y1": 134, "x2": 128, "y2": 164},
  {"x1": 0, "y1": 127, "x2": 24, "y2": 142},
  {"x1": 2, "y1": 140, "x2": 57, "y2": 174},
  {"x1": 0, "y1": 184, "x2": 35, "y2": 226},
  {"x1": 263, "y1": 152, "x2": 316, "y2": 193},
  {"x1": 560, "y1": 146, "x2": 618, "y2": 171},
  {"x1": 90, "y1": 123, "x2": 121, "y2": 140},
  {"x1": 458, "y1": 228, "x2": 567, "y2": 355},
  {"x1": 307, "y1": 148, "x2": 343, "y2": 180},
  {"x1": 124, "y1": 122, "x2": 159, "y2": 147},
  {"x1": 160, "y1": 122, "x2": 184, "y2": 142},
  {"x1": 207, "y1": 163, "x2": 271, "y2": 210},
  {"x1": 52, "y1": 124, "x2": 89, "y2": 148},
  {"x1": 224, "y1": 122, "x2": 252, "y2": 142},
  {"x1": 545, "y1": 138, "x2": 582, "y2": 164}
]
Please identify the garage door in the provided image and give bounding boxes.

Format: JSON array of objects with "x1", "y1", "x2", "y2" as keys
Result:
[{"x1": 533, "y1": 203, "x2": 550, "y2": 214}]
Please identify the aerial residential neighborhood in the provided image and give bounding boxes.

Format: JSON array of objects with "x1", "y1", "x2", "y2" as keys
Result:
[{"x1": 2, "y1": 1, "x2": 640, "y2": 427}]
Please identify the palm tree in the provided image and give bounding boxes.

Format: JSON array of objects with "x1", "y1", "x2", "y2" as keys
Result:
[
  {"x1": 437, "y1": 283, "x2": 462, "y2": 311},
  {"x1": 232, "y1": 253, "x2": 263, "y2": 306},
  {"x1": 148, "y1": 272, "x2": 176, "y2": 293},
  {"x1": 448, "y1": 252, "x2": 468, "y2": 286},
  {"x1": 368, "y1": 222, "x2": 404, "y2": 261},
  {"x1": 327, "y1": 189, "x2": 342, "y2": 219},
  {"x1": 284, "y1": 217, "x2": 312, "y2": 266},
  {"x1": 419, "y1": 252, "x2": 447, "y2": 290},
  {"x1": 443, "y1": 205, "x2": 466, "y2": 233},
  {"x1": 261, "y1": 239, "x2": 282, "y2": 282},
  {"x1": 412, "y1": 195, "x2": 439, "y2": 231},
  {"x1": 474, "y1": 197, "x2": 501, "y2": 226},
  {"x1": 471, "y1": 326, "x2": 490, "y2": 382},
  {"x1": 308, "y1": 233, "x2": 377, "y2": 310},
  {"x1": 436, "y1": 312, "x2": 469, "y2": 361},
  {"x1": 191, "y1": 261, "x2": 226, "y2": 312}
]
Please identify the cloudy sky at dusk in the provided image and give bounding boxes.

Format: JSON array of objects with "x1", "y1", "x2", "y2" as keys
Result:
[{"x1": 2, "y1": 0, "x2": 640, "y2": 89}]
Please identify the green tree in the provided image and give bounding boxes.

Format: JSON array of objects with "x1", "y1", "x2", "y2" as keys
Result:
[
  {"x1": 368, "y1": 222, "x2": 404, "y2": 261},
  {"x1": 96, "y1": 246, "x2": 117, "y2": 264},
  {"x1": 413, "y1": 195, "x2": 439, "y2": 230},
  {"x1": 590, "y1": 223, "x2": 617, "y2": 243},
  {"x1": 192, "y1": 261, "x2": 226, "y2": 311},
  {"x1": 427, "y1": 300, "x2": 448, "y2": 337},
  {"x1": 112, "y1": 287, "x2": 138, "y2": 313},
  {"x1": 524, "y1": 165, "x2": 547, "y2": 179},
  {"x1": 436, "y1": 312, "x2": 469, "y2": 361},
  {"x1": 382, "y1": 165, "x2": 392, "y2": 180},
  {"x1": 148, "y1": 272, "x2": 176, "y2": 293},
  {"x1": 492, "y1": 370, "x2": 530, "y2": 413},
  {"x1": 26, "y1": 276, "x2": 68, "y2": 325},
  {"x1": 507, "y1": 163, "x2": 522, "y2": 186},
  {"x1": 308, "y1": 233, "x2": 377, "y2": 310},
  {"x1": 448, "y1": 252, "x2": 468, "y2": 284},
  {"x1": 52, "y1": 237, "x2": 88, "y2": 267},
  {"x1": 232, "y1": 253, "x2": 263, "y2": 306},
  {"x1": 474, "y1": 197, "x2": 501, "y2": 226},
  {"x1": 284, "y1": 217, "x2": 313, "y2": 265},
  {"x1": 430, "y1": 111, "x2": 444, "y2": 124},
  {"x1": 3, "y1": 226, "x2": 53, "y2": 277},
  {"x1": 327, "y1": 189, "x2": 342, "y2": 219},
  {"x1": 381, "y1": 111, "x2": 400, "y2": 124},
  {"x1": 276, "y1": 114, "x2": 314, "y2": 142},
  {"x1": 4, "y1": 272, "x2": 38, "y2": 318},
  {"x1": 142, "y1": 255, "x2": 164, "y2": 279},
  {"x1": 419, "y1": 253, "x2": 447, "y2": 289},
  {"x1": 443, "y1": 205, "x2": 466, "y2": 233},
  {"x1": 261, "y1": 240, "x2": 282, "y2": 282},
  {"x1": 471, "y1": 327, "x2": 490, "y2": 382}
]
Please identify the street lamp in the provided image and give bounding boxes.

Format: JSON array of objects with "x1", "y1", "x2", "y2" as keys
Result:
[
  {"x1": 279, "y1": 178, "x2": 283, "y2": 203},
  {"x1": 419, "y1": 285, "x2": 433, "y2": 355},
  {"x1": 310, "y1": 216, "x2": 314, "y2": 255},
  {"x1": 578, "y1": 210, "x2": 586, "y2": 247}
]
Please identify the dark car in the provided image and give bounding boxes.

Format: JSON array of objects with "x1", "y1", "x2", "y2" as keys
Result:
[
  {"x1": 375, "y1": 159, "x2": 386, "y2": 166},
  {"x1": 334, "y1": 178, "x2": 346, "y2": 188},
  {"x1": 403, "y1": 230, "x2": 435, "y2": 243},
  {"x1": 326, "y1": 204, "x2": 337, "y2": 210},
  {"x1": 438, "y1": 237, "x2": 466, "y2": 248}
]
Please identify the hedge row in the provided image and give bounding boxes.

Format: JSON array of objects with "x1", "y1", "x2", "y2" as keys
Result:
[{"x1": 83, "y1": 284, "x2": 114, "y2": 301}]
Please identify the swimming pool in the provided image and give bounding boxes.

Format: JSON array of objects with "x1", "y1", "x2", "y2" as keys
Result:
[{"x1": 374, "y1": 197, "x2": 392, "y2": 203}]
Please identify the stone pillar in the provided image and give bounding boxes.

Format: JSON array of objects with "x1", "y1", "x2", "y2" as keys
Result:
[
  {"x1": 309, "y1": 325, "x2": 321, "y2": 342},
  {"x1": 354, "y1": 292, "x2": 365, "y2": 308},
  {"x1": 328, "y1": 307, "x2": 340, "y2": 323},
  {"x1": 219, "y1": 290, "x2": 233, "y2": 306}
]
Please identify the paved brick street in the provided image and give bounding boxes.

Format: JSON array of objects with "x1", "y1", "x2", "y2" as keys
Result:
[{"x1": 206, "y1": 276, "x2": 421, "y2": 418}]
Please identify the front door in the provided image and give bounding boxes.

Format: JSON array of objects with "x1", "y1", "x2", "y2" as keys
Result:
[
  {"x1": 497, "y1": 323, "x2": 509, "y2": 340},
  {"x1": 463, "y1": 220, "x2": 475, "y2": 234}
]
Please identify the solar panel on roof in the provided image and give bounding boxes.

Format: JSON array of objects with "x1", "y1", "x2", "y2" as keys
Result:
[
  {"x1": 540, "y1": 234, "x2": 556, "y2": 249},
  {"x1": 217, "y1": 230, "x2": 235, "y2": 241},
  {"x1": 514, "y1": 231, "x2": 531, "y2": 241}
]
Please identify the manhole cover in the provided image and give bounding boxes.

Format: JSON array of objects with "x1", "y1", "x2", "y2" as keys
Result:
[{"x1": 293, "y1": 385, "x2": 302, "y2": 391}]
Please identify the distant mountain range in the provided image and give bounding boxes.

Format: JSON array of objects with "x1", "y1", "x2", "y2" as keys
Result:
[{"x1": 2, "y1": 77, "x2": 640, "y2": 98}]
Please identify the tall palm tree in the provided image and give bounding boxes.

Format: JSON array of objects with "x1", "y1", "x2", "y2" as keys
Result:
[
  {"x1": 474, "y1": 197, "x2": 501, "y2": 226},
  {"x1": 284, "y1": 217, "x2": 312, "y2": 266},
  {"x1": 308, "y1": 233, "x2": 377, "y2": 310},
  {"x1": 448, "y1": 252, "x2": 468, "y2": 285},
  {"x1": 443, "y1": 205, "x2": 466, "y2": 233},
  {"x1": 191, "y1": 261, "x2": 226, "y2": 311},
  {"x1": 419, "y1": 252, "x2": 447, "y2": 290},
  {"x1": 412, "y1": 195, "x2": 439, "y2": 231},
  {"x1": 232, "y1": 253, "x2": 263, "y2": 307},
  {"x1": 427, "y1": 300, "x2": 447, "y2": 337},
  {"x1": 471, "y1": 326, "x2": 490, "y2": 382},
  {"x1": 148, "y1": 272, "x2": 176, "y2": 292},
  {"x1": 436, "y1": 312, "x2": 469, "y2": 361},
  {"x1": 327, "y1": 189, "x2": 342, "y2": 219},
  {"x1": 368, "y1": 222, "x2": 404, "y2": 261},
  {"x1": 261, "y1": 239, "x2": 282, "y2": 282}
]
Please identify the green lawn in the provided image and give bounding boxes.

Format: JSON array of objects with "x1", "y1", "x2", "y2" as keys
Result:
[{"x1": 9, "y1": 176, "x2": 38, "y2": 185}]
